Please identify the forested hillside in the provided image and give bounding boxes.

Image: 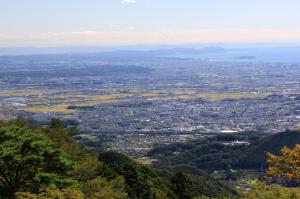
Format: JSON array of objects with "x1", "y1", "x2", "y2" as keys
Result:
[
  {"x1": 0, "y1": 119, "x2": 237, "y2": 199},
  {"x1": 149, "y1": 131, "x2": 300, "y2": 171},
  {"x1": 1, "y1": 118, "x2": 300, "y2": 199}
]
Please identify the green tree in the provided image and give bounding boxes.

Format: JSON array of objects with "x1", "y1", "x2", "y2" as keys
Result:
[
  {"x1": 99, "y1": 151, "x2": 176, "y2": 199},
  {"x1": 50, "y1": 118, "x2": 64, "y2": 129},
  {"x1": 171, "y1": 171, "x2": 195, "y2": 199},
  {"x1": 41, "y1": 126, "x2": 86, "y2": 161},
  {"x1": 241, "y1": 181, "x2": 300, "y2": 199},
  {"x1": 84, "y1": 176, "x2": 128, "y2": 199},
  {"x1": 72, "y1": 156, "x2": 103, "y2": 181},
  {"x1": 15, "y1": 188, "x2": 84, "y2": 199},
  {"x1": 0, "y1": 126, "x2": 74, "y2": 197}
]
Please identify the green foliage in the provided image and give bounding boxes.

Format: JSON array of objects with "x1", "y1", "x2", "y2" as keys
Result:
[
  {"x1": 150, "y1": 131, "x2": 300, "y2": 171},
  {"x1": 84, "y1": 176, "x2": 128, "y2": 199},
  {"x1": 169, "y1": 165, "x2": 238, "y2": 198},
  {"x1": 72, "y1": 156, "x2": 103, "y2": 181},
  {"x1": 150, "y1": 139, "x2": 248, "y2": 171},
  {"x1": 99, "y1": 151, "x2": 133, "y2": 167},
  {"x1": 99, "y1": 151, "x2": 176, "y2": 199},
  {"x1": 41, "y1": 126, "x2": 90, "y2": 161},
  {"x1": 0, "y1": 125, "x2": 74, "y2": 197},
  {"x1": 238, "y1": 131, "x2": 300, "y2": 169},
  {"x1": 171, "y1": 171, "x2": 195, "y2": 199},
  {"x1": 0, "y1": 119, "x2": 271, "y2": 199},
  {"x1": 241, "y1": 181, "x2": 300, "y2": 199},
  {"x1": 15, "y1": 188, "x2": 85, "y2": 199},
  {"x1": 50, "y1": 118, "x2": 64, "y2": 129},
  {"x1": 0, "y1": 118, "x2": 40, "y2": 130},
  {"x1": 190, "y1": 173, "x2": 237, "y2": 198}
]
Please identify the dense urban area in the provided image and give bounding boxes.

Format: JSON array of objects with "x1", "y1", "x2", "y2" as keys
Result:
[{"x1": 0, "y1": 55, "x2": 300, "y2": 155}]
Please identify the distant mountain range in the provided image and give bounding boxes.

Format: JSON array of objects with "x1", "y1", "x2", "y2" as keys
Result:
[{"x1": 1, "y1": 45, "x2": 300, "y2": 62}]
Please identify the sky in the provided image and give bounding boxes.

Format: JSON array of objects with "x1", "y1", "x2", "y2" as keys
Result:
[{"x1": 0, "y1": 0, "x2": 300, "y2": 47}]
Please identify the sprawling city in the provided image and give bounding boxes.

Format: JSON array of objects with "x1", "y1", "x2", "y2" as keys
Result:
[{"x1": 1, "y1": 54, "x2": 300, "y2": 156}]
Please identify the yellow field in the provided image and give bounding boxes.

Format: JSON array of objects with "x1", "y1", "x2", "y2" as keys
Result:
[
  {"x1": 141, "y1": 88, "x2": 267, "y2": 101},
  {"x1": 19, "y1": 104, "x2": 76, "y2": 114},
  {"x1": 0, "y1": 90, "x2": 51, "y2": 97},
  {"x1": 136, "y1": 157, "x2": 158, "y2": 165},
  {"x1": 17, "y1": 93, "x2": 132, "y2": 114},
  {"x1": 11, "y1": 87, "x2": 270, "y2": 114},
  {"x1": 89, "y1": 93, "x2": 131, "y2": 101},
  {"x1": 196, "y1": 92, "x2": 267, "y2": 101}
]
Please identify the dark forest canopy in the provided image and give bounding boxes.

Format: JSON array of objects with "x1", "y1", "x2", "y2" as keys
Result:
[{"x1": 149, "y1": 131, "x2": 300, "y2": 172}]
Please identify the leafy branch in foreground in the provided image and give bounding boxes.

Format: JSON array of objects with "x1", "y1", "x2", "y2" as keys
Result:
[{"x1": 266, "y1": 144, "x2": 300, "y2": 185}]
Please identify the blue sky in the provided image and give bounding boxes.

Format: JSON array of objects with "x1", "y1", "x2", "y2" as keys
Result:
[{"x1": 0, "y1": 0, "x2": 300, "y2": 47}]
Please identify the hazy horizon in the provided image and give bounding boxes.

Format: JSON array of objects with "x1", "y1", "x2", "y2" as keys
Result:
[{"x1": 1, "y1": 0, "x2": 300, "y2": 47}]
